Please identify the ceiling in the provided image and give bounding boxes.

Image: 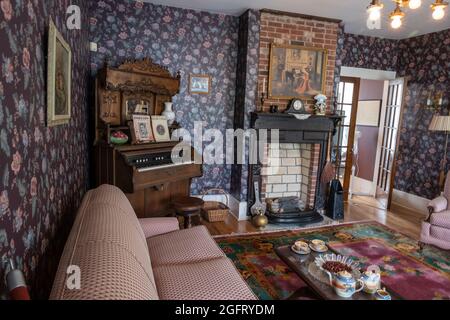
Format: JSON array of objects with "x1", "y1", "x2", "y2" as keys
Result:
[{"x1": 145, "y1": 0, "x2": 450, "y2": 39}]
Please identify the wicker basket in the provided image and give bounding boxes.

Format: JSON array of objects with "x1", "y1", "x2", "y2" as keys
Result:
[{"x1": 201, "y1": 189, "x2": 229, "y2": 222}]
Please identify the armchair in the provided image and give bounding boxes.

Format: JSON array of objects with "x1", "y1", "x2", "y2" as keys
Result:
[{"x1": 421, "y1": 172, "x2": 450, "y2": 250}]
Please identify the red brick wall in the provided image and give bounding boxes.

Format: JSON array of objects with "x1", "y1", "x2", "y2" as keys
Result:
[{"x1": 258, "y1": 12, "x2": 339, "y2": 112}]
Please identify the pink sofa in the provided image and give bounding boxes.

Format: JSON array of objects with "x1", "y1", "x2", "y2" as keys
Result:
[
  {"x1": 50, "y1": 185, "x2": 256, "y2": 300},
  {"x1": 421, "y1": 173, "x2": 450, "y2": 250}
]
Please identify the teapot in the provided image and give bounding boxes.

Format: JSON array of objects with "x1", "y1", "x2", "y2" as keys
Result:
[
  {"x1": 361, "y1": 266, "x2": 381, "y2": 294},
  {"x1": 328, "y1": 270, "x2": 364, "y2": 298}
]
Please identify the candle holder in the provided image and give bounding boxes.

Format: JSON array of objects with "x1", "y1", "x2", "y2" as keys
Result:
[
  {"x1": 260, "y1": 91, "x2": 267, "y2": 107},
  {"x1": 260, "y1": 77, "x2": 268, "y2": 110}
]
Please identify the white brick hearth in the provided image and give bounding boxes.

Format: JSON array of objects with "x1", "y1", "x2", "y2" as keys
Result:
[{"x1": 261, "y1": 143, "x2": 319, "y2": 207}]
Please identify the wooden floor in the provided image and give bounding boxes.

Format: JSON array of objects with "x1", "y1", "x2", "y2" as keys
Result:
[{"x1": 201, "y1": 199, "x2": 424, "y2": 240}]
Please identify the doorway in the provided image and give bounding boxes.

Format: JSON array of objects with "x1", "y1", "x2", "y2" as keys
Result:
[{"x1": 335, "y1": 73, "x2": 406, "y2": 210}]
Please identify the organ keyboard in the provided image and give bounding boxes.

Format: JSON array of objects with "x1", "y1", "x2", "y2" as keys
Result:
[{"x1": 95, "y1": 141, "x2": 202, "y2": 218}]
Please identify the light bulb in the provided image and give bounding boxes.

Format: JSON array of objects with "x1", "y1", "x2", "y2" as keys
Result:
[
  {"x1": 369, "y1": 8, "x2": 381, "y2": 21},
  {"x1": 409, "y1": 0, "x2": 422, "y2": 9},
  {"x1": 432, "y1": 6, "x2": 445, "y2": 19},
  {"x1": 391, "y1": 16, "x2": 402, "y2": 28}
]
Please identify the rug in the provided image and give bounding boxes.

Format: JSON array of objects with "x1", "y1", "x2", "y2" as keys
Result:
[{"x1": 214, "y1": 221, "x2": 450, "y2": 300}]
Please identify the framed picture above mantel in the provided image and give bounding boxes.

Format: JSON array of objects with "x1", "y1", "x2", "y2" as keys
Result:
[{"x1": 268, "y1": 44, "x2": 327, "y2": 100}]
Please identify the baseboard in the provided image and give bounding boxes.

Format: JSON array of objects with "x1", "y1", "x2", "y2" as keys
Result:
[
  {"x1": 193, "y1": 193, "x2": 249, "y2": 221},
  {"x1": 391, "y1": 189, "x2": 429, "y2": 216}
]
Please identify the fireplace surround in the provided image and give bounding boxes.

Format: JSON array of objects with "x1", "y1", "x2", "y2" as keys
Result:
[{"x1": 249, "y1": 112, "x2": 340, "y2": 225}]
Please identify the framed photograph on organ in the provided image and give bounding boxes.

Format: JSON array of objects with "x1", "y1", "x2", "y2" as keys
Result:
[
  {"x1": 268, "y1": 44, "x2": 327, "y2": 99},
  {"x1": 131, "y1": 114, "x2": 154, "y2": 144},
  {"x1": 151, "y1": 116, "x2": 171, "y2": 142}
]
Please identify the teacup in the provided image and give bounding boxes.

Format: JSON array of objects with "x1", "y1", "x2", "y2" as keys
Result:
[
  {"x1": 310, "y1": 239, "x2": 325, "y2": 250},
  {"x1": 294, "y1": 240, "x2": 309, "y2": 252},
  {"x1": 374, "y1": 288, "x2": 391, "y2": 300}
]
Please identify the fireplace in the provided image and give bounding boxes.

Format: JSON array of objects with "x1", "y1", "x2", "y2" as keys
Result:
[{"x1": 249, "y1": 112, "x2": 340, "y2": 225}]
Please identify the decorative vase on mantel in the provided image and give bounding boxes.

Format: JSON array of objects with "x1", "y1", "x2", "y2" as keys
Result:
[{"x1": 162, "y1": 102, "x2": 176, "y2": 125}]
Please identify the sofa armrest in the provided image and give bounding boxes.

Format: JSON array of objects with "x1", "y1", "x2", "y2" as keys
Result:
[
  {"x1": 427, "y1": 196, "x2": 448, "y2": 217},
  {"x1": 139, "y1": 217, "x2": 180, "y2": 238}
]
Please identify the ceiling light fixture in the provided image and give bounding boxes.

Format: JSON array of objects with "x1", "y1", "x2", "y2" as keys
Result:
[
  {"x1": 367, "y1": 0, "x2": 447, "y2": 29},
  {"x1": 408, "y1": 0, "x2": 422, "y2": 9},
  {"x1": 367, "y1": 0, "x2": 384, "y2": 21},
  {"x1": 389, "y1": 2, "x2": 405, "y2": 29},
  {"x1": 431, "y1": 0, "x2": 448, "y2": 19}
]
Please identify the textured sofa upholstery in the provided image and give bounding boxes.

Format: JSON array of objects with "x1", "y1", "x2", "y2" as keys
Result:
[
  {"x1": 50, "y1": 184, "x2": 256, "y2": 300},
  {"x1": 421, "y1": 173, "x2": 450, "y2": 250}
]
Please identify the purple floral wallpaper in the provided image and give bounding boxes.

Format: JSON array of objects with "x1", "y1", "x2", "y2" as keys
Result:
[
  {"x1": 89, "y1": 0, "x2": 239, "y2": 195},
  {"x1": 341, "y1": 33, "x2": 399, "y2": 71},
  {"x1": 394, "y1": 29, "x2": 450, "y2": 199},
  {"x1": 230, "y1": 9, "x2": 260, "y2": 202},
  {"x1": 0, "y1": 0, "x2": 90, "y2": 298},
  {"x1": 339, "y1": 29, "x2": 450, "y2": 199}
]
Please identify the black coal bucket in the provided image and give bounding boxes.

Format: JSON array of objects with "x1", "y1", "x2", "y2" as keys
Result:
[{"x1": 326, "y1": 179, "x2": 344, "y2": 220}]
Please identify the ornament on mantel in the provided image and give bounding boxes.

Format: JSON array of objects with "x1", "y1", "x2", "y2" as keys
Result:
[{"x1": 314, "y1": 94, "x2": 327, "y2": 115}]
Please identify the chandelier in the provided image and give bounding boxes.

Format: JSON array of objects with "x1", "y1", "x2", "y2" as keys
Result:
[{"x1": 367, "y1": 0, "x2": 448, "y2": 29}]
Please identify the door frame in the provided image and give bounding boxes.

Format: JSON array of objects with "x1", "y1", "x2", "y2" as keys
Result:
[{"x1": 338, "y1": 76, "x2": 361, "y2": 202}]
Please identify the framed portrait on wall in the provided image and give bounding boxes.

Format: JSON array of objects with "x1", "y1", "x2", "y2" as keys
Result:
[
  {"x1": 189, "y1": 74, "x2": 211, "y2": 94},
  {"x1": 47, "y1": 19, "x2": 72, "y2": 127},
  {"x1": 268, "y1": 44, "x2": 327, "y2": 99}
]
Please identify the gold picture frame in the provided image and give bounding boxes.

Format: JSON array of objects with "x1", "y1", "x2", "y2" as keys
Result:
[
  {"x1": 47, "y1": 19, "x2": 72, "y2": 127},
  {"x1": 268, "y1": 44, "x2": 327, "y2": 99},
  {"x1": 189, "y1": 74, "x2": 211, "y2": 94}
]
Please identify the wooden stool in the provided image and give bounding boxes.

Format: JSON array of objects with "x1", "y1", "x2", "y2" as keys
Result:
[{"x1": 172, "y1": 197, "x2": 204, "y2": 229}]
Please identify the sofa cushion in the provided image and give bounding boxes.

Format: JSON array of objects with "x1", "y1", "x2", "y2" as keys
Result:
[
  {"x1": 430, "y1": 224, "x2": 450, "y2": 241},
  {"x1": 153, "y1": 257, "x2": 256, "y2": 300},
  {"x1": 430, "y1": 211, "x2": 450, "y2": 229},
  {"x1": 52, "y1": 242, "x2": 159, "y2": 300},
  {"x1": 78, "y1": 202, "x2": 156, "y2": 285},
  {"x1": 147, "y1": 225, "x2": 225, "y2": 266},
  {"x1": 139, "y1": 217, "x2": 180, "y2": 238},
  {"x1": 50, "y1": 185, "x2": 159, "y2": 300}
]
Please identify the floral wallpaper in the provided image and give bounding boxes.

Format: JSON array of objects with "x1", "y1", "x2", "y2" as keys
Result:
[
  {"x1": 230, "y1": 9, "x2": 260, "y2": 202},
  {"x1": 89, "y1": 0, "x2": 239, "y2": 195},
  {"x1": 394, "y1": 29, "x2": 450, "y2": 199},
  {"x1": 0, "y1": 0, "x2": 90, "y2": 298},
  {"x1": 341, "y1": 33, "x2": 399, "y2": 71},
  {"x1": 339, "y1": 29, "x2": 450, "y2": 199}
]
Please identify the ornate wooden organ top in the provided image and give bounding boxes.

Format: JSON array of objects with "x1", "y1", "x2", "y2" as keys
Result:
[{"x1": 94, "y1": 58, "x2": 202, "y2": 218}]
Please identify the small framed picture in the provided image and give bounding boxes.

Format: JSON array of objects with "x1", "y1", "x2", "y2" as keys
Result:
[
  {"x1": 151, "y1": 116, "x2": 170, "y2": 142},
  {"x1": 47, "y1": 19, "x2": 72, "y2": 127},
  {"x1": 131, "y1": 115, "x2": 154, "y2": 144},
  {"x1": 189, "y1": 74, "x2": 211, "y2": 94}
]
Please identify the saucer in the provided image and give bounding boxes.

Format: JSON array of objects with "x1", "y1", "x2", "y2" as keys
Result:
[
  {"x1": 309, "y1": 243, "x2": 328, "y2": 253},
  {"x1": 291, "y1": 245, "x2": 311, "y2": 255}
]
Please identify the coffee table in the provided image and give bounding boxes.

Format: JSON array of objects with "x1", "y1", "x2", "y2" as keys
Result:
[{"x1": 275, "y1": 245, "x2": 399, "y2": 300}]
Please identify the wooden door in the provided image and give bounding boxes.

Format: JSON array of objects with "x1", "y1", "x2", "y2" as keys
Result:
[
  {"x1": 376, "y1": 78, "x2": 406, "y2": 208},
  {"x1": 334, "y1": 77, "x2": 360, "y2": 201}
]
